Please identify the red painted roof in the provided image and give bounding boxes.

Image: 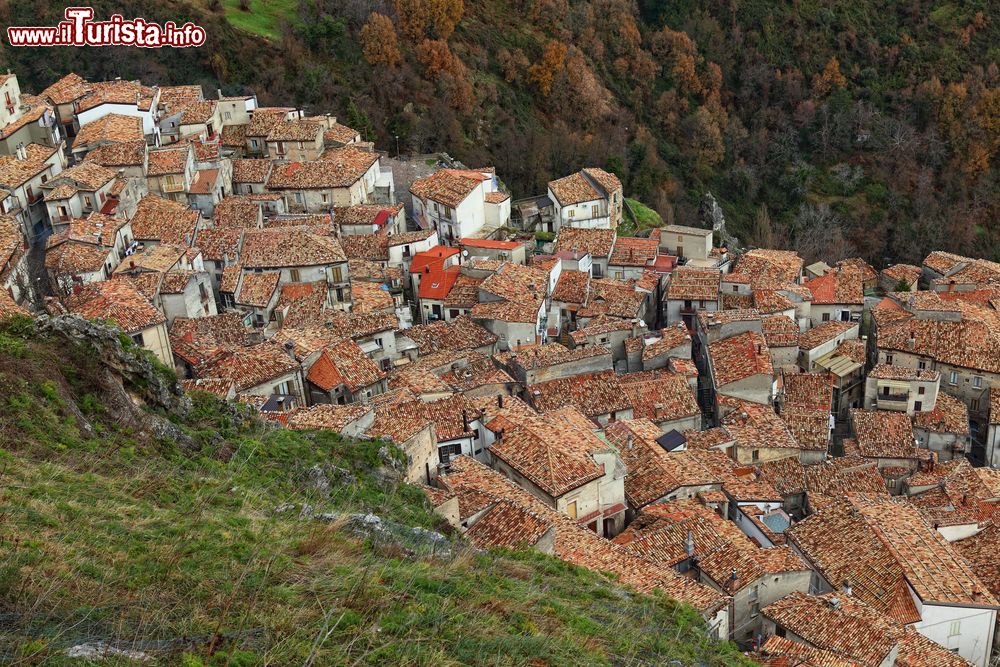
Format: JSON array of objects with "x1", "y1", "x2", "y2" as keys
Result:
[
  {"x1": 460, "y1": 238, "x2": 521, "y2": 250},
  {"x1": 410, "y1": 246, "x2": 460, "y2": 274},
  {"x1": 373, "y1": 209, "x2": 391, "y2": 228},
  {"x1": 419, "y1": 264, "x2": 461, "y2": 300}
]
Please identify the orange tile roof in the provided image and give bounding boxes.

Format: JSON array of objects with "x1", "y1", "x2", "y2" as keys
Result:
[
  {"x1": 913, "y1": 392, "x2": 970, "y2": 435},
  {"x1": 146, "y1": 145, "x2": 190, "y2": 176},
  {"x1": 438, "y1": 455, "x2": 726, "y2": 611},
  {"x1": 306, "y1": 339, "x2": 385, "y2": 392},
  {"x1": 547, "y1": 168, "x2": 621, "y2": 205},
  {"x1": 608, "y1": 236, "x2": 659, "y2": 267},
  {"x1": 410, "y1": 168, "x2": 491, "y2": 208},
  {"x1": 267, "y1": 147, "x2": 378, "y2": 189},
  {"x1": 235, "y1": 271, "x2": 280, "y2": 307},
  {"x1": 805, "y1": 266, "x2": 864, "y2": 305},
  {"x1": 527, "y1": 370, "x2": 631, "y2": 418},
  {"x1": 851, "y1": 409, "x2": 918, "y2": 460},
  {"x1": 65, "y1": 278, "x2": 164, "y2": 333},
  {"x1": 666, "y1": 268, "x2": 720, "y2": 301},
  {"x1": 83, "y1": 140, "x2": 146, "y2": 167},
  {"x1": 708, "y1": 330, "x2": 772, "y2": 387},
  {"x1": 553, "y1": 227, "x2": 615, "y2": 258},
  {"x1": 39, "y1": 72, "x2": 89, "y2": 104},
  {"x1": 731, "y1": 249, "x2": 803, "y2": 287},
  {"x1": 789, "y1": 495, "x2": 997, "y2": 613},
  {"x1": 761, "y1": 314, "x2": 799, "y2": 348},
  {"x1": 130, "y1": 195, "x2": 199, "y2": 244},
  {"x1": 241, "y1": 228, "x2": 346, "y2": 268},
  {"x1": 798, "y1": 320, "x2": 857, "y2": 351},
  {"x1": 618, "y1": 371, "x2": 699, "y2": 423},
  {"x1": 73, "y1": 113, "x2": 143, "y2": 148},
  {"x1": 418, "y1": 264, "x2": 461, "y2": 300},
  {"x1": 404, "y1": 315, "x2": 497, "y2": 354},
  {"x1": 604, "y1": 420, "x2": 719, "y2": 507}
]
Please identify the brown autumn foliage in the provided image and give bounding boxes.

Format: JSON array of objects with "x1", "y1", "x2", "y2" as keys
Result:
[
  {"x1": 528, "y1": 40, "x2": 568, "y2": 97},
  {"x1": 360, "y1": 13, "x2": 401, "y2": 68}
]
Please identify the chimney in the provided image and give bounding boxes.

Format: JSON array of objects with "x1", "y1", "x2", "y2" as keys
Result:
[
  {"x1": 843, "y1": 580, "x2": 852, "y2": 596},
  {"x1": 72, "y1": 283, "x2": 82, "y2": 295},
  {"x1": 462, "y1": 409, "x2": 469, "y2": 432},
  {"x1": 283, "y1": 340, "x2": 296, "y2": 360},
  {"x1": 217, "y1": 88, "x2": 223, "y2": 98},
  {"x1": 627, "y1": 434, "x2": 633, "y2": 450},
  {"x1": 684, "y1": 529, "x2": 695, "y2": 558},
  {"x1": 730, "y1": 568, "x2": 738, "y2": 583},
  {"x1": 497, "y1": 394, "x2": 504, "y2": 408}
]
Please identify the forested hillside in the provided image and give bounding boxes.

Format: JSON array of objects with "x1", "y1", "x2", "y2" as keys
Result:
[{"x1": 2, "y1": 0, "x2": 998, "y2": 263}]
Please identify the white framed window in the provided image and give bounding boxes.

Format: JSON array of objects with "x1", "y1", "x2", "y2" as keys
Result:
[
  {"x1": 950, "y1": 371, "x2": 959, "y2": 385},
  {"x1": 949, "y1": 620, "x2": 961, "y2": 637},
  {"x1": 973, "y1": 376, "x2": 982, "y2": 388}
]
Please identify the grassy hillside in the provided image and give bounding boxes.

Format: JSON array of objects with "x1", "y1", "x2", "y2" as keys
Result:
[{"x1": 0, "y1": 314, "x2": 754, "y2": 666}]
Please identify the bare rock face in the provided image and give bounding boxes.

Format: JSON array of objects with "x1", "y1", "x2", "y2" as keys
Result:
[
  {"x1": 700, "y1": 192, "x2": 742, "y2": 253},
  {"x1": 35, "y1": 314, "x2": 193, "y2": 445}
]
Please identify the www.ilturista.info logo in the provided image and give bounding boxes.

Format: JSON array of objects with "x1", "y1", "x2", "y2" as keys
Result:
[{"x1": 7, "y1": 7, "x2": 206, "y2": 47}]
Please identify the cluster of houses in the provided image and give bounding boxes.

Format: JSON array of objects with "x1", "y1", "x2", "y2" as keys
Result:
[{"x1": 3, "y1": 70, "x2": 1000, "y2": 666}]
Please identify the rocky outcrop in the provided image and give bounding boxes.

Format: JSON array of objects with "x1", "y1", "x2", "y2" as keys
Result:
[{"x1": 700, "y1": 192, "x2": 742, "y2": 253}]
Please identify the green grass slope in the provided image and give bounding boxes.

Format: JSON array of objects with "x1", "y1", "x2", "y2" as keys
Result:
[{"x1": 0, "y1": 315, "x2": 754, "y2": 666}]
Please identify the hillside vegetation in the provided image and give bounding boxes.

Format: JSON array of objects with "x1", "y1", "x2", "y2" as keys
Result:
[{"x1": 0, "y1": 314, "x2": 753, "y2": 666}]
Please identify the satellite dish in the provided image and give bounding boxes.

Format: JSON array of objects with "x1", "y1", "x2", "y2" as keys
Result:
[{"x1": 462, "y1": 250, "x2": 469, "y2": 258}]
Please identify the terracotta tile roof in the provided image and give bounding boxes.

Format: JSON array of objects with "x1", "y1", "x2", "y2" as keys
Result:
[
  {"x1": 130, "y1": 195, "x2": 199, "y2": 244},
  {"x1": 924, "y1": 250, "x2": 971, "y2": 275},
  {"x1": 876, "y1": 300, "x2": 1000, "y2": 374},
  {"x1": 547, "y1": 168, "x2": 621, "y2": 206},
  {"x1": 169, "y1": 312, "x2": 251, "y2": 365},
  {"x1": 720, "y1": 398, "x2": 799, "y2": 452},
  {"x1": 782, "y1": 372, "x2": 832, "y2": 410},
  {"x1": 991, "y1": 389, "x2": 1000, "y2": 425},
  {"x1": 44, "y1": 241, "x2": 111, "y2": 276},
  {"x1": 306, "y1": 339, "x2": 385, "y2": 392},
  {"x1": 241, "y1": 228, "x2": 346, "y2": 268},
  {"x1": 73, "y1": 113, "x2": 143, "y2": 148},
  {"x1": 266, "y1": 119, "x2": 322, "y2": 142},
  {"x1": 689, "y1": 447, "x2": 782, "y2": 502},
  {"x1": 340, "y1": 234, "x2": 389, "y2": 262},
  {"x1": 246, "y1": 108, "x2": 293, "y2": 138},
  {"x1": 388, "y1": 365, "x2": 451, "y2": 397},
  {"x1": 287, "y1": 404, "x2": 371, "y2": 432},
  {"x1": 440, "y1": 354, "x2": 514, "y2": 393},
  {"x1": 882, "y1": 263, "x2": 922, "y2": 286},
  {"x1": 333, "y1": 203, "x2": 403, "y2": 228},
  {"x1": 612, "y1": 500, "x2": 751, "y2": 567},
  {"x1": 698, "y1": 308, "x2": 760, "y2": 329},
  {"x1": 789, "y1": 495, "x2": 997, "y2": 615},
  {"x1": 188, "y1": 168, "x2": 221, "y2": 195},
  {"x1": 146, "y1": 146, "x2": 190, "y2": 176},
  {"x1": 605, "y1": 420, "x2": 720, "y2": 508},
  {"x1": 83, "y1": 140, "x2": 146, "y2": 167},
  {"x1": 180, "y1": 378, "x2": 235, "y2": 398},
  {"x1": 489, "y1": 412, "x2": 607, "y2": 497},
  {"x1": 439, "y1": 455, "x2": 726, "y2": 610},
  {"x1": 552, "y1": 227, "x2": 615, "y2": 258},
  {"x1": 751, "y1": 635, "x2": 864, "y2": 667},
  {"x1": 195, "y1": 227, "x2": 243, "y2": 262},
  {"x1": 731, "y1": 249, "x2": 803, "y2": 287},
  {"x1": 410, "y1": 168, "x2": 491, "y2": 208},
  {"x1": 914, "y1": 392, "x2": 970, "y2": 435},
  {"x1": 576, "y1": 278, "x2": 645, "y2": 319},
  {"x1": 471, "y1": 298, "x2": 541, "y2": 324},
  {"x1": 39, "y1": 72, "x2": 89, "y2": 104},
  {"x1": 232, "y1": 159, "x2": 272, "y2": 184},
  {"x1": 52, "y1": 162, "x2": 117, "y2": 192},
  {"x1": 527, "y1": 370, "x2": 631, "y2": 418},
  {"x1": 65, "y1": 278, "x2": 164, "y2": 333},
  {"x1": 267, "y1": 147, "x2": 378, "y2": 189},
  {"x1": 639, "y1": 323, "x2": 690, "y2": 360},
  {"x1": 761, "y1": 314, "x2": 799, "y2": 347},
  {"x1": 219, "y1": 264, "x2": 241, "y2": 293},
  {"x1": 220, "y1": 123, "x2": 248, "y2": 148},
  {"x1": 157, "y1": 84, "x2": 203, "y2": 110},
  {"x1": 798, "y1": 320, "x2": 857, "y2": 351},
  {"x1": 805, "y1": 266, "x2": 864, "y2": 305},
  {"x1": 551, "y1": 270, "x2": 590, "y2": 304},
  {"x1": 50, "y1": 213, "x2": 126, "y2": 247},
  {"x1": 752, "y1": 288, "x2": 796, "y2": 314},
  {"x1": 235, "y1": 271, "x2": 280, "y2": 307},
  {"x1": 0, "y1": 144, "x2": 51, "y2": 187},
  {"x1": 708, "y1": 330, "x2": 772, "y2": 387},
  {"x1": 324, "y1": 122, "x2": 360, "y2": 145},
  {"x1": 700, "y1": 543, "x2": 809, "y2": 594},
  {"x1": 387, "y1": 229, "x2": 435, "y2": 247},
  {"x1": 933, "y1": 258, "x2": 1000, "y2": 288},
  {"x1": 197, "y1": 341, "x2": 301, "y2": 391},
  {"x1": 462, "y1": 499, "x2": 551, "y2": 549},
  {"x1": 682, "y1": 427, "x2": 734, "y2": 451},
  {"x1": 618, "y1": 371, "x2": 699, "y2": 424},
  {"x1": 608, "y1": 236, "x2": 658, "y2": 267},
  {"x1": 497, "y1": 344, "x2": 607, "y2": 377},
  {"x1": 762, "y1": 593, "x2": 897, "y2": 665},
  {"x1": 851, "y1": 409, "x2": 917, "y2": 459},
  {"x1": 76, "y1": 79, "x2": 156, "y2": 113},
  {"x1": 665, "y1": 268, "x2": 720, "y2": 301},
  {"x1": 953, "y1": 523, "x2": 1000, "y2": 598},
  {"x1": 720, "y1": 293, "x2": 754, "y2": 309},
  {"x1": 869, "y1": 365, "x2": 941, "y2": 384},
  {"x1": 350, "y1": 281, "x2": 393, "y2": 314},
  {"x1": 404, "y1": 315, "x2": 497, "y2": 354}
]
